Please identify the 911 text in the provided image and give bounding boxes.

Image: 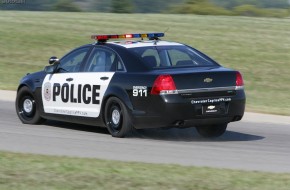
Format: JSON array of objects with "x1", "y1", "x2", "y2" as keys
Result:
[{"x1": 133, "y1": 86, "x2": 148, "y2": 97}]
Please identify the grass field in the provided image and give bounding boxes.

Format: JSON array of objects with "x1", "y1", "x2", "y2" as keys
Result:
[
  {"x1": 0, "y1": 151, "x2": 290, "y2": 190},
  {"x1": 0, "y1": 11, "x2": 290, "y2": 115}
]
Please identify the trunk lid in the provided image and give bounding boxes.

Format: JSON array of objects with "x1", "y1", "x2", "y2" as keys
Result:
[{"x1": 151, "y1": 66, "x2": 238, "y2": 98}]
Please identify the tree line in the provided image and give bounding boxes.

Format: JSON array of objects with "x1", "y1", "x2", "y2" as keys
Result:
[{"x1": 1, "y1": 0, "x2": 290, "y2": 18}]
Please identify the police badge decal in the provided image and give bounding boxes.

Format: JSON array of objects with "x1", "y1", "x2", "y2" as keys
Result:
[{"x1": 43, "y1": 82, "x2": 52, "y2": 101}]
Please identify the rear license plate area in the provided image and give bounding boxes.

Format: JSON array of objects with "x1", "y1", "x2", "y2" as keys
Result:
[{"x1": 202, "y1": 103, "x2": 226, "y2": 115}]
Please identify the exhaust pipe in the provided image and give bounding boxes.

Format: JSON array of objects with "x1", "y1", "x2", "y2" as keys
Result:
[{"x1": 174, "y1": 120, "x2": 185, "y2": 127}]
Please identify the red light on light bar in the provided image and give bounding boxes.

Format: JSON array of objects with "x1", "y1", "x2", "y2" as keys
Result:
[
  {"x1": 111, "y1": 35, "x2": 118, "y2": 39},
  {"x1": 96, "y1": 35, "x2": 108, "y2": 40}
]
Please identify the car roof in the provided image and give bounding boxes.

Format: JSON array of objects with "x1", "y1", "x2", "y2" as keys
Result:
[{"x1": 106, "y1": 40, "x2": 184, "y2": 48}]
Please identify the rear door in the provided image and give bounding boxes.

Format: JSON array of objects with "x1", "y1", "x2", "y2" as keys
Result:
[{"x1": 69, "y1": 47, "x2": 121, "y2": 117}]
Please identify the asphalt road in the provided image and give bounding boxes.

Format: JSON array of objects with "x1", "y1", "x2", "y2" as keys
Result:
[{"x1": 1, "y1": 98, "x2": 290, "y2": 173}]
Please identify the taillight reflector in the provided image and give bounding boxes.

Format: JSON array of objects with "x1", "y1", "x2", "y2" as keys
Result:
[
  {"x1": 151, "y1": 75, "x2": 177, "y2": 95},
  {"x1": 236, "y1": 71, "x2": 244, "y2": 86}
]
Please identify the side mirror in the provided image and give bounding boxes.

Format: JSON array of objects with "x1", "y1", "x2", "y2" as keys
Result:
[
  {"x1": 44, "y1": 65, "x2": 56, "y2": 74},
  {"x1": 49, "y1": 56, "x2": 59, "y2": 65}
]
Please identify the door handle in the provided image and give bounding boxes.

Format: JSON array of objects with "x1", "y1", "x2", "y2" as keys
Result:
[
  {"x1": 100, "y1": 77, "x2": 109, "y2": 80},
  {"x1": 66, "y1": 78, "x2": 73, "y2": 82}
]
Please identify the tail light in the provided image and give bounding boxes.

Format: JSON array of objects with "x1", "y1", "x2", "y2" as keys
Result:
[
  {"x1": 236, "y1": 71, "x2": 244, "y2": 88},
  {"x1": 151, "y1": 75, "x2": 178, "y2": 95}
]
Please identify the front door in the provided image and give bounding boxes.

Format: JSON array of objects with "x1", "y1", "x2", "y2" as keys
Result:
[{"x1": 42, "y1": 46, "x2": 119, "y2": 118}]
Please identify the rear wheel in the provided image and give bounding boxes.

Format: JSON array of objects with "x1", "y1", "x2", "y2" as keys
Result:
[
  {"x1": 104, "y1": 97, "x2": 133, "y2": 138},
  {"x1": 196, "y1": 124, "x2": 227, "y2": 138},
  {"x1": 15, "y1": 86, "x2": 45, "y2": 124}
]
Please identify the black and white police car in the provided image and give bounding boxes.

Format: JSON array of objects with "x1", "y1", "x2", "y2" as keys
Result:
[{"x1": 16, "y1": 32, "x2": 246, "y2": 138}]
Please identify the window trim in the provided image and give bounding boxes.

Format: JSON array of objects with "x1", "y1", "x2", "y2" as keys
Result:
[
  {"x1": 56, "y1": 46, "x2": 92, "y2": 73},
  {"x1": 84, "y1": 46, "x2": 127, "y2": 73}
]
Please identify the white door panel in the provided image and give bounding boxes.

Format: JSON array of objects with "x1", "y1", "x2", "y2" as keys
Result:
[{"x1": 42, "y1": 72, "x2": 115, "y2": 117}]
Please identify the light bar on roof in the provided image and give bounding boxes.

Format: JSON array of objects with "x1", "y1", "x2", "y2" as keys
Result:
[{"x1": 91, "y1": 33, "x2": 165, "y2": 41}]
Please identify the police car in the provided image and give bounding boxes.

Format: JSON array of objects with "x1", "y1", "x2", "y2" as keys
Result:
[{"x1": 15, "y1": 32, "x2": 246, "y2": 138}]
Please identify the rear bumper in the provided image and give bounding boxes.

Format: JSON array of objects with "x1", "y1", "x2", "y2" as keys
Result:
[{"x1": 131, "y1": 90, "x2": 245, "y2": 129}]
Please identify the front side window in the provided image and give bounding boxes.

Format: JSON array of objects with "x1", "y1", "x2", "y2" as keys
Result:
[
  {"x1": 128, "y1": 45, "x2": 218, "y2": 69},
  {"x1": 84, "y1": 48, "x2": 124, "y2": 72},
  {"x1": 57, "y1": 47, "x2": 90, "y2": 73}
]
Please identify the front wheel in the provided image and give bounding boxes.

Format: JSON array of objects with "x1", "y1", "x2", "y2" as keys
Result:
[
  {"x1": 104, "y1": 97, "x2": 133, "y2": 138},
  {"x1": 196, "y1": 124, "x2": 227, "y2": 138},
  {"x1": 15, "y1": 86, "x2": 45, "y2": 124}
]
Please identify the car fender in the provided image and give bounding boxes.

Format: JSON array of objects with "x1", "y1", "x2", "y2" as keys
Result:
[
  {"x1": 101, "y1": 85, "x2": 133, "y2": 117},
  {"x1": 17, "y1": 72, "x2": 47, "y2": 115},
  {"x1": 17, "y1": 77, "x2": 35, "y2": 92},
  {"x1": 17, "y1": 71, "x2": 46, "y2": 92}
]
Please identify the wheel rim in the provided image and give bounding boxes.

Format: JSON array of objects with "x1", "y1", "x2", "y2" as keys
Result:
[
  {"x1": 23, "y1": 99, "x2": 33, "y2": 114},
  {"x1": 19, "y1": 96, "x2": 35, "y2": 119},
  {"x1": 107, "y1": 102, "x2": 123, "y2": 132},
  {"x1": 112, "y1": 109, "x2": 120, "y2": 125}
]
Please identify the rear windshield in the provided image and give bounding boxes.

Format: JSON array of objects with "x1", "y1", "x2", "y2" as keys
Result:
[{"x1": 128, "y1": 45, "x2": 218, "y2": 69}]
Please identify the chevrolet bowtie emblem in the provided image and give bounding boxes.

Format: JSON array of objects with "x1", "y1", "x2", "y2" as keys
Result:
[
  {"x1": 204, "y1": 78, "x2": 213, "y2": 83},
  {"x1": 208, "y1": 105, "x2": 216, "y2": 110}
]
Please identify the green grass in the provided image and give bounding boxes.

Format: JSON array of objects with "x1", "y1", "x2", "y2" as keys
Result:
[
  {"x1": 0, "y1": 151, "x2": 289, "y2": 190},
  {"x1": 0, "y1": 11, "x2": 290, "y2": 115}
]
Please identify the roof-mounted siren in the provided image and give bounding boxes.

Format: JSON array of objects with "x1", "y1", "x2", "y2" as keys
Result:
[{"x1": 91, "y1": 32, "x2": 165, "y2": 42}]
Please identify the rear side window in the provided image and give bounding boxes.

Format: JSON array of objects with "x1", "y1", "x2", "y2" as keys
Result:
[
  {"x1": 168, "y1": 49, "x2": 192, "y2": 66},
  {"x1": 128, "y1": 45, "x2": 218, "y2": 69},
  {"x1": 84, "y1": 48, "x2": 124, "y2": 72}
]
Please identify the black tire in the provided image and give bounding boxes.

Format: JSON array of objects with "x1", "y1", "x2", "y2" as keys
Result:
[
  {"x1": 15, "y1": 86, "x2": 45, "y2": 124},
  {"x1": 196, "y1": 124, "x2": 227, "y2": 138},
  {"x1": 104, "y1": 97, "x2": 133, "y2": 138}
]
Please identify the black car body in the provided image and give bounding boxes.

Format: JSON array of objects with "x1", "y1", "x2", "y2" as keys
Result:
[{"x1": 16, "y1": 33, "x2": 246, "y2": 138}]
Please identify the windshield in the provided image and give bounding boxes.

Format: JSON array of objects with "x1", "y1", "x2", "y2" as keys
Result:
[{"x1": 128, "y1": 45, "x2": 218, "y2": 69}]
